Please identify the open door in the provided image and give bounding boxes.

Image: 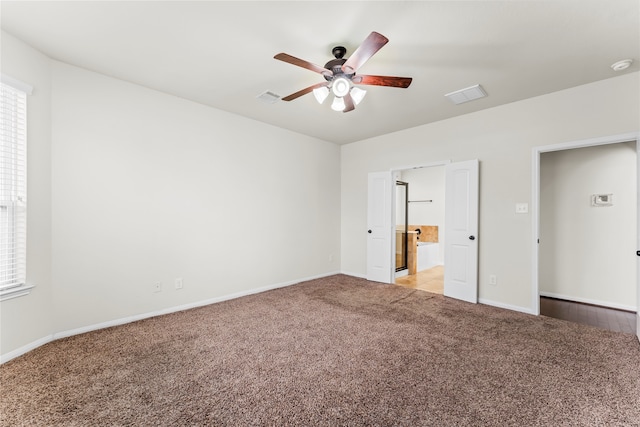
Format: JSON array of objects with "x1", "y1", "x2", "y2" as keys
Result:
[
  {"x1": 637, "y1": 141, "x2": 640, "y2": 342},
  {"x1": 444, "y1": 159, "x2": 479, "y2": 303},
  {"x1": 367, "y1": 171, "x2": 393, "y2": 283}
]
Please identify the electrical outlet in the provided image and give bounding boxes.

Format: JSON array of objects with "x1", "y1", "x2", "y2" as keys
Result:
[
  {"x1": 175, "y1": 278, "x2": 183, "y2": 290},
  {"x1": 489, "y1": 275, "x2": 497, "y2": 286},
  {"x1": 153, "y1": 282, "x2": 162, "y2": 293},
  {"x1": 515, "y1": 203, "x2": 528, "y2": 214}
]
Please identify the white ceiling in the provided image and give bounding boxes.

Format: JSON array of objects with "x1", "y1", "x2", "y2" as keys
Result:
[{"x1": 1, "y1": 1, "x2": 638, "y2": 145}]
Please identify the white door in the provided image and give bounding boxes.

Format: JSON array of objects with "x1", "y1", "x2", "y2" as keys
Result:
[
  {"x1": 367, "y1": 171, "x2": 393, "y2": 283},
  {"x1": 637, "y1": 141, "x2": 640, "y2": 342},
  {"x1": 444, "y1": 159, "x2": 479, "y2": 303}
]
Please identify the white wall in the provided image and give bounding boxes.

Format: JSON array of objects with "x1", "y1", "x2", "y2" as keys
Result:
[
  {"x1": 401, "y1": 166, "x2": 445, "y2": 264},
  {"x1": 341, "y1": 72, "x2": 639, "y2": 312},
  {"x1": 0, "y1": 32, "x2": 54, "y2": 357},
  {"x1": 50, "y1": 61, "x2": 341, "y2": 333},
  {"x1": 1, "y1": 35, "x2": 341, "y2": 360},
  {"x1": 540, "y1": 142, "x2": 637, "y2": 310}
]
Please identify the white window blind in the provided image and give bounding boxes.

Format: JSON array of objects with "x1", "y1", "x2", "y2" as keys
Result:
[{"x1": 0, "y1": 81, "x2": 27, "y2": 292}]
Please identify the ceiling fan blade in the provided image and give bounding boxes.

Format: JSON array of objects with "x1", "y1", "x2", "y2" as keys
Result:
[
  {"x1": 343, "y1": 93, "x2": 355, "y2": 113},
  {"x1": 341, "y1": 32, "x2": 389, "y2": 74},
  {"x1": 281, "y1": 82, "x2": 329, "y2": 102},
  {"x1": 353, "y1": 75, "x2": 413, "y2": 88},
  {"x1": 274, "y1": 53, "x2": 332, "y2": 77}
]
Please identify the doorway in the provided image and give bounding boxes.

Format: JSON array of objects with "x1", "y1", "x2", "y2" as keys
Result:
[
  {"x1": 533, "y1": 132, "x2": 639, "y2": 340},
  {"x1": 367, "y1": 159, "x2": 479, "y2": 303},
  {"x1": 393, "y1": 166, "x2": 446, "y2": 294}
]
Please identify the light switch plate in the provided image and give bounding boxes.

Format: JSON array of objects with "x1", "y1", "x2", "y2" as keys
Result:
[{"x1": 515, "y1": 203, "x2": 528, "y2": 214}]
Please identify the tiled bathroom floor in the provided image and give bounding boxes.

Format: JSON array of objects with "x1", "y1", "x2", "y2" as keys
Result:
[{"x1": 395, "y1": 265, "x2": 444, "y2": 294}]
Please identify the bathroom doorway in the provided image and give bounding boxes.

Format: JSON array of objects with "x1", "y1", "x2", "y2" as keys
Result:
[
  {"x1": 393, "y1": 165, "x2": 446, "y2": 294},
  {"x1": 367, "y1": 159, "x2": 478, "y2": 300}
]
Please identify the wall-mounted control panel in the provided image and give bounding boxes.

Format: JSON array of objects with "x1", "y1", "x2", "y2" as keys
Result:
[{"x1": 591, "y1": 194, "x2": 613, "y2": 207}]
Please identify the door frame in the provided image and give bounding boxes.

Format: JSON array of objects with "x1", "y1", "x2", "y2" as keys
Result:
[
  {"x1": 531, "y1": 132, "x2": 640, "y2": 316},
  {"x1": 390, "y1": 161, "x2": 451, "y2": 274},
  {"x1": 395, "y1": 180, "x2": 409, "y2": 273}
]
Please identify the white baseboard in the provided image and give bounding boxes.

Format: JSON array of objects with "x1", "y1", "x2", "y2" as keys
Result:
[
  {"x1": 340, "y1": 270, "x2": 366, "y2": 279},
  {"x1": 539, "y1": 291, "x2": 637, "y2": 312},
  {"x1": 2, "y1": 271, "x2": 341, "y2": 364},
  {"x1": 1, "y1": 335, "x2": 53, "y2": 364},
  {"x1": 479, "y1": 298, "x2": 536, "y2": 315},
  {"x1": 54, "y1": 271, "x2": 342, "y2": 340}
]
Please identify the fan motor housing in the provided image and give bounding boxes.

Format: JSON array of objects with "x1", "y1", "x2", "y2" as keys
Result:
[{"x1": 324, "y1": 46, "x2": 354, "y2": 82}]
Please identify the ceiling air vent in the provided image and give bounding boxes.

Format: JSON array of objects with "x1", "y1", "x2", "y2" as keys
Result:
[
  {"x1": 257, "y1": 91, "x2": 281, "y2": 104},
  {"x1": 445, "y1": 84, "x2": 487, "y2": 105}
]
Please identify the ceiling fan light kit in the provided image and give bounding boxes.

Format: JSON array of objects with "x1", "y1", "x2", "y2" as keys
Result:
[
  {"x1": 312, "y1": 86, "x2": 330, "y2": 104},
  {"x1": 332, "y1": 77, "x2": 351, "y2": 97},
  {"x1": 331, "y1": 96, "x2": 346, "y2": 112},
  {"x1": 350, "y1": 87, "x2": 367, "y2": 105},
  {"x1": 274, "y1": 31, "x2": 412, "y2": 113}
]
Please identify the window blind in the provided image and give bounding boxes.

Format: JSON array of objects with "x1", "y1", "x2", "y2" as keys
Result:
[{"x1": 0, "y1": 82, "x2": 27, "y2": 291}]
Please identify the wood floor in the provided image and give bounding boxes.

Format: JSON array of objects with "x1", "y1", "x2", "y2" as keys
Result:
[
  {"x1": 540, "y1": 297, "x2": 637, "y2": 334},
  {"x1": 396, "y1": 270, "x2": 637, "y2": 335},
  {"x1": 395, "y1": 265, "x2": 444, "y2": 294}
]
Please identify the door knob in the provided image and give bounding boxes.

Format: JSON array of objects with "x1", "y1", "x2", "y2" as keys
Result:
[
  {"x1": 637, "y1": 250, "x2": 640, "y2": 256},
  {"x1": 368, "y1": 230, "x2": 372, "y2": 234},
  {"x1": 469, "y1": 235, "x2": 475, "y2": 240}
]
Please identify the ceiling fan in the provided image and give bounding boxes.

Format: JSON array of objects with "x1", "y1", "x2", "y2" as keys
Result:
[{"x1": 274, "y1": 31, "x2": 412, "y2": 113}]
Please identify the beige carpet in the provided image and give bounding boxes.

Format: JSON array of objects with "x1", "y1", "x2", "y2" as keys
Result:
[{"x1": 1, "y1": 274, "x2": 639, "y2": 426}]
